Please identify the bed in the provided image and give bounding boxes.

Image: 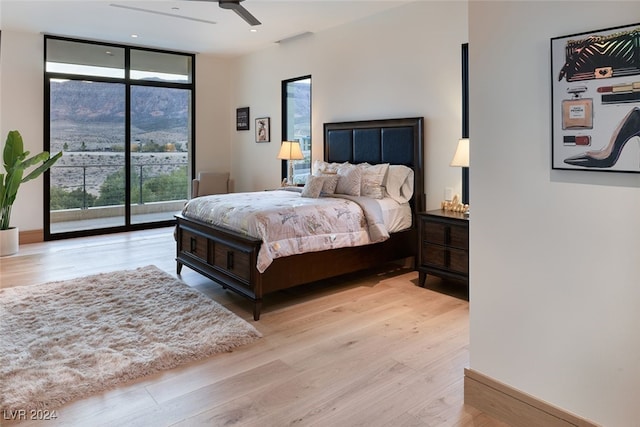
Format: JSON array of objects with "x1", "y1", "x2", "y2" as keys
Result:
[{"x1": 175, "y1": 117, "x2": 424, "y2": 320}]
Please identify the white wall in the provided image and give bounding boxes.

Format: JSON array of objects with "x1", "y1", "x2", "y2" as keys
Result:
[
  {"x1": 0, "y1": 31, "x2": 46, "y2": 231},
  {"x1": 194, "y1": 55, "x2": 233, "y2": 178},
  {"x1": 226, "y1": 1, "x2": 468, "y2": 210},
  {"x1": 469, "y1": 2, "x2": 640, "y2": 426}
]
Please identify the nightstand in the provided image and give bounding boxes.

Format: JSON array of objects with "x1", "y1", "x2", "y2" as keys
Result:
[{"x1": 417, "y1": 209, "x2": 469, "y2": 287}]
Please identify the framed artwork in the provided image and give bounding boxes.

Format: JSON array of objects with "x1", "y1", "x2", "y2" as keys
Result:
[
  {"x1": 551, "y1": 23, "x2": 640, "y2": 173},
  {"x1": 255, "y1": 117, "x2": 270, "y2": 142},
  {"x1": 236, "y1": 107, "x2": 250, "y2": 131}
]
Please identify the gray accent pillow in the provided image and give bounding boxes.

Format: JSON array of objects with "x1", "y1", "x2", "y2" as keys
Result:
[
  {"x1": 301, "y1": 175, "x2": 325, "y2": 198},
  {"x1": 335, "y1": 164, "x2": 362, "y2": 196},
  {"x1": 317, "y1": 174, "x2": 339, "y2": 195}
]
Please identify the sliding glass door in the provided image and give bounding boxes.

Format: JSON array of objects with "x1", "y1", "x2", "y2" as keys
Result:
[
  {"x1": 48, "y1": 80, "x2": 127, "y2": 232},
  {"x1": 129, "y1": 86, "x2": 190, "y2": 225},
  {"x1": 45, "y1": 37, "x2": 194, "y2": 238}
]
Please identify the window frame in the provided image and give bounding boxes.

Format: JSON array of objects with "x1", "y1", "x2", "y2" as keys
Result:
[
  {"x1": 43, "y1": 35, "x2": 196, "y2": 240},
  {"x1": 281, "y1": 75, "x2": 312, "y2": 184}
]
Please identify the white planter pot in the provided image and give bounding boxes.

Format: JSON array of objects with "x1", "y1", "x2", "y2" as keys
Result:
[{"x1": 0, "y1": 227, "x2": 19, "y2": 256}]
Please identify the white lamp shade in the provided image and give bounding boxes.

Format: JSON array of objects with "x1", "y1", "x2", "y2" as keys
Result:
[
  {"x1": 450, "y1": 138, "x2": 469, "y2": 167},
  {"x1": 277, "y1": 141, "x2": 304, "y2": 160}
]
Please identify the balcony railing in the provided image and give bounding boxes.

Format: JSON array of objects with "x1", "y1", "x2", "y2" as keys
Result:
[
  {"x1": 49, "y1": 161, "x2": 189, "y2": 232},
  {"x1": 50, "y1": 161, "x2": 188, "y2": 210}
]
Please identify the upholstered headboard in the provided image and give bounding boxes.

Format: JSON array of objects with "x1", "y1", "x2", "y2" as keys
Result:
[{"x1": 323, "y1": 117, "x2": 425, "y2": 212}]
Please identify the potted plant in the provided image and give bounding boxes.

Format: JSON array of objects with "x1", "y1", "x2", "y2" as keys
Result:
[{"x1": 1, "y1": 130, "x2": 62, "y2": 256}]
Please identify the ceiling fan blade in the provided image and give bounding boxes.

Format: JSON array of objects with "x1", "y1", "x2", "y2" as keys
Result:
[
  {"x1": 218, "y1": 0, "x2": 261, "y2": 26},
  {"x1": 184, "y1": 0, "x2": 261, "y2": 27},
  {"x1": 230, "y1": 4, "x2": 261, "y2": 26}
]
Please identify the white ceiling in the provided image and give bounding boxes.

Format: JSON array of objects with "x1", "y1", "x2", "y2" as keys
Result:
[{"x1": 0, "y1": 0, "x2": 411, "y2": 56}]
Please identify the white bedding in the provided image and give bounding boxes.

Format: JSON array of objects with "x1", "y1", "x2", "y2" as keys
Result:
[
  {"x1": 289, "y1": 185, "x2": 411, "y2": 232},
  {"x1": 182, "y1": 189, "x2": 411, "y2": 273},
  {"x1": 379, "y1": 198, "x2": 412, "y2": 233}
]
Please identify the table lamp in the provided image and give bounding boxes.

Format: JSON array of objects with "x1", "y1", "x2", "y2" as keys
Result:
[{"x1": 277, "y1": 140, "x2": 304, "y2": 185}]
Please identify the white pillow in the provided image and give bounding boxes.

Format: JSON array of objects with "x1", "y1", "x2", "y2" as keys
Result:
[
  {"x1": 335, "y1": 164, "x2": 362, "y2": 196},
  {"x1": 383, "y1": 165, "x2": 414, "y2": 203},
  {"x1": 312, "y1": 159, "x2": 345, "y2": 175},
  {"x1": 358, "y1": 163, "x2": 389, "y2": 199},
  {"x1": 301, "y1": 175, "x2": 325, "y2": 198}
]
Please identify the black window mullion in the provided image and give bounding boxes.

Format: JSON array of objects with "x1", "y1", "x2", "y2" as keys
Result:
[
  {"x1": 124, "y1": 46, "x2": 132, "y2": 226},
  {"x1": 43, "y1": 39, "x2": 52, "y2": 240}
]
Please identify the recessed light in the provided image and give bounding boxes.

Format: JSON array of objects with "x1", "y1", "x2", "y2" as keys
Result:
[
  {"x1": 131, "y1": 34, "x2": 139, "y2": 38},
  {"x1": 250, "y1": 29, "x2": 257, "y2": 33}
]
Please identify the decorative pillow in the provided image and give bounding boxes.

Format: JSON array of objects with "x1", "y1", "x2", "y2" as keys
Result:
[
  {"x1": 317, "y1": 174, "x2": 339, "y2": 195},
  {"x1": 300, "y1": 175, "x2": 325, "y2": 198},
  {"x1": 312, "y1": 159, "x2": 344, "y2": 175},
  {"x1": 383, "y1": 165, "x2": 414, "y2": 203},
  {"x1": 358, "y1": 163, "x2": 389, "y2": 199},
  {"x1": 335, "y1": 164, "x2": 362, "y2": 196}
]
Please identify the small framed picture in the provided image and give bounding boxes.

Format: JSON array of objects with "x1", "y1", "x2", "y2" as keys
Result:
[
  {"x1": 255, "y1": 117, "x2": 270, "y2": 142},
  {"x1": 236, "y1": 107, "x2": 250, "y2": 131}
]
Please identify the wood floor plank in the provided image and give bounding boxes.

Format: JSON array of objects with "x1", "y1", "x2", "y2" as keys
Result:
[{"x1": 1, "y1": 227, "x2": 507, "y2": 426}]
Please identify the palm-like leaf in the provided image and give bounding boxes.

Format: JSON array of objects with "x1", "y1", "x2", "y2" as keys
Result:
[
  {"x1": 22, "y1": 151, "x2": 63, "y2": 183},
  {"x1": 1, "y1": 131, "x2": 62, "y2": 230},
  {"x1": 3, "y1": 130, "x2": 24, "y2": 171}
]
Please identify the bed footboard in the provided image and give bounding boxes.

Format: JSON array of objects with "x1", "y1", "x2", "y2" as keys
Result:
[
  {"x1": 175, "y1": 214, "x2": 265, "y2": 320},
  {"x1": 175, "y1": 213, "x2": 416, "y2": 320}
]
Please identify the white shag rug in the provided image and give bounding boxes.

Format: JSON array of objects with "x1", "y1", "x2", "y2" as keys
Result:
[{"x1": 0, "y1": 265, "x2": 261, "y2": 411}]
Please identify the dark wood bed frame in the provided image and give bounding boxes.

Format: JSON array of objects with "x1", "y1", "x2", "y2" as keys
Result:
[{"x1": 175, "y1": 117, "x2": 424, "y2": 320}]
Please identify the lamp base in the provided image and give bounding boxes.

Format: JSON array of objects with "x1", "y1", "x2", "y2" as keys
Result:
[{"x1": 288, "y1": 160, "x2": 295, "y2": 186}]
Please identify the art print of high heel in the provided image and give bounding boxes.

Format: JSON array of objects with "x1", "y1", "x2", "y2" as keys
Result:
[{"x1": 564, "y1": 106, "x2": 640, "y2": 168}]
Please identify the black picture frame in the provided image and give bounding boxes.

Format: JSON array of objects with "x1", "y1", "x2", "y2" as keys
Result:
[
  {"x1": 551, "y1": 23, "x2": 640, "y2": 173},
  {"x1": 255, "y1": 117, "x2": 270, "y2": 142},
  {"x1": 236, "y1": 107, "x2": 250, "y2": 131}
]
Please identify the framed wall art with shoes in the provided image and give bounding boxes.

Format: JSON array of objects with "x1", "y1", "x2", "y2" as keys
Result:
[{"x1": 551, "y1": 22, "x2": 640, "y2": 173}]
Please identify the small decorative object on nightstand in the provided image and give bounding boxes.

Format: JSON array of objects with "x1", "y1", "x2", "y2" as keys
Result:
[{"x1": 417, "y1": 209, "x2": 469, "y2": 287}]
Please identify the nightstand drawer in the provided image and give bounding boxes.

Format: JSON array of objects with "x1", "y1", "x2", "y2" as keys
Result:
[
  {"x1": 417, "y1": 210, "x2": 469, "y2": 286},
  {"x1": 180, "y1": 230, "x2": 208, "y2": 263},
  {"x1": 421, "y1": 244, "x2": 468, "y2": 274},
  {"x1": 422, "y1": 221, "x2": 468, "y2": 249},
  {"x1": 213, "y1": 242, "x2": 252, "y2": 283}
]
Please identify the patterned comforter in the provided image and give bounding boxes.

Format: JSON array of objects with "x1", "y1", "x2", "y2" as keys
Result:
[{"x1": 181, "y1": 189, "x2": 390, "y2": 273}]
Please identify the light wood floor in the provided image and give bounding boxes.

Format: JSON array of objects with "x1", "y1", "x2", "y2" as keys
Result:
[{"x1": 0, "y1": 227, "x2": 507, "y2": 427}]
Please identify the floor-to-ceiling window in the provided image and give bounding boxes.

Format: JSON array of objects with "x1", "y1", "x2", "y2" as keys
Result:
[
  {"x1": 44, "y1": 37, "x2": 194, "y2": 238},
  {"x1": 281, "y1": 76, "x2": 311, "y2": 184}
]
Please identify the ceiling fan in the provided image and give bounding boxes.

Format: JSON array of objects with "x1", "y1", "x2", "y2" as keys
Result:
[{"x1": 188, "y1": 0, "x2": 261, "y2": 26}]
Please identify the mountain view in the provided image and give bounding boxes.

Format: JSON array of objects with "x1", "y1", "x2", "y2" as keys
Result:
[{"x1": 49, "y1": 80, "x2": 190, "y2": 206}]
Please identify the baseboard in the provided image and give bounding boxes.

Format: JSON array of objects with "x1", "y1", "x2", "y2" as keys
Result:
[
  {"x1": 20, "y1": 229, "x2": 44, "y2": 244},
  {"x1": 464, "y1": 368, "x2": 600, "y2": 427}
]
